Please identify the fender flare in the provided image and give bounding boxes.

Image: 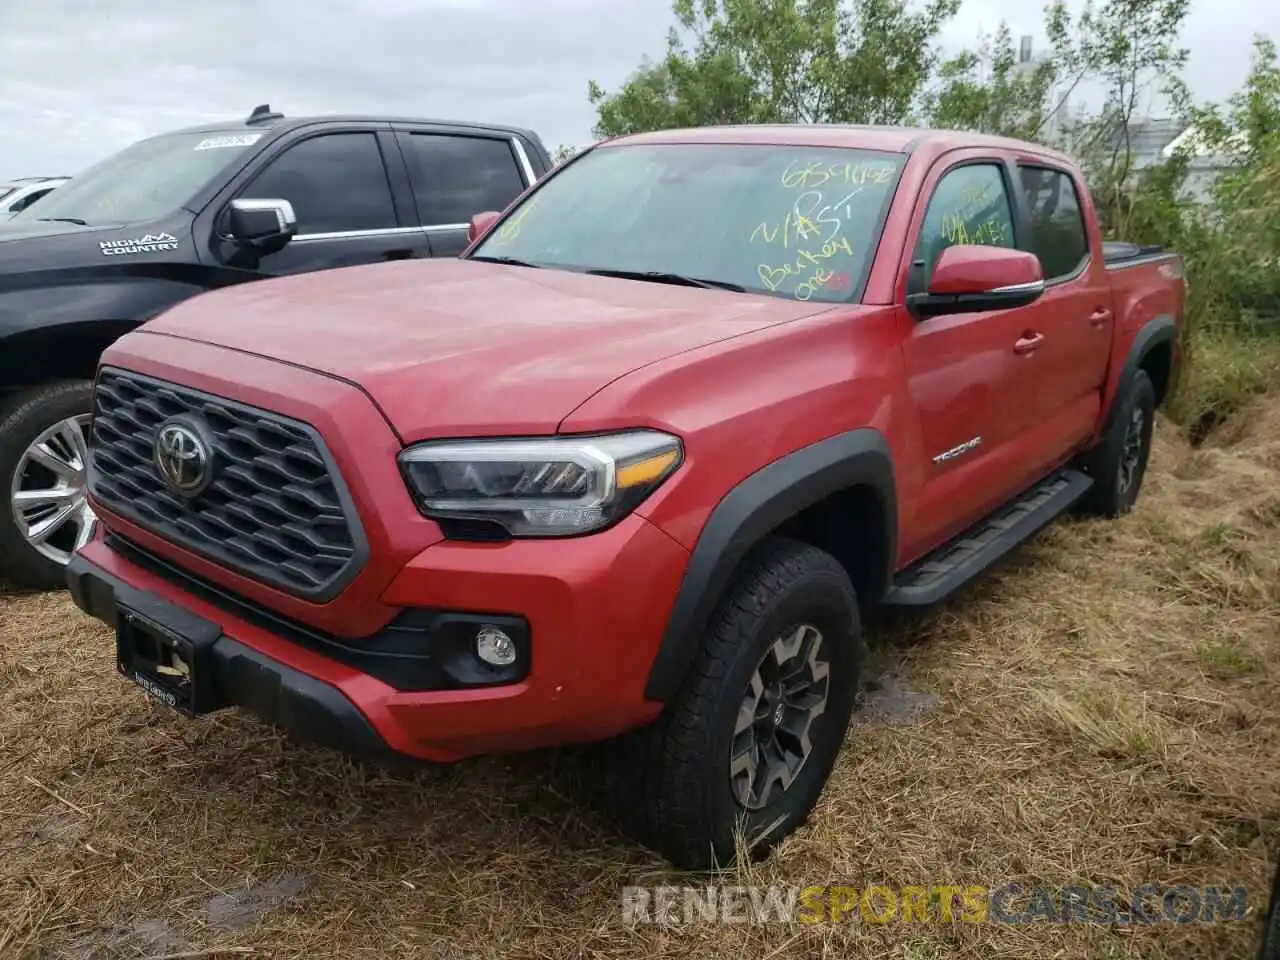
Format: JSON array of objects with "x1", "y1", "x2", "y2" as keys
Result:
[
  {"x1": 1103, "y1": 314, "x2": 1176, "y2": 433},
  {"x1": 644, "y1": 427, "x2": 897, "y2": 703}
]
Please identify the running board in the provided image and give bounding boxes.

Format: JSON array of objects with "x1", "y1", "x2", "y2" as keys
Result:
[{"x1": 883, "y1": 468, "x2": 1094, "y2": 608}]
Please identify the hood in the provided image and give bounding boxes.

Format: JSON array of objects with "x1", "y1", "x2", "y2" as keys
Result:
[
  {"x1": 0, "y1": 216, "x2": 191, "y2": 275},
  {"x1": 140, "y1": 257, "x2": 833, "y2": 441}
]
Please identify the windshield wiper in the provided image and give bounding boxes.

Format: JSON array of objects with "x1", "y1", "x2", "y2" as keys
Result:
[
  {"x1": 584, "y1": 268, "x2": 745, "y2": 293},
  {"x1": 469, "y1": 255, "x2": 541, "y2": 268},
  {"x1": 37, "y1": 217, "x2": 89, "y2": 226}
]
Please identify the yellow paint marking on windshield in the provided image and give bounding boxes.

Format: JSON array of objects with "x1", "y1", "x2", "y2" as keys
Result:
[{"x1": 492, "y1": 195, "x2": 541, "y2": 245}]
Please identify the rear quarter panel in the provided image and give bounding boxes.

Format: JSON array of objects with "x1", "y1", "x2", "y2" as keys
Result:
[{"x1": 1102, "y1": 254, "x2": 1185, "y2": 416}]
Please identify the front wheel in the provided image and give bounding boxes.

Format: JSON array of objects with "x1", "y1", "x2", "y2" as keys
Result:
[
  {"x1": 0, "y1": 380, "x2": 98, "y2": 589},
  {"x1": 616, "y1": 537, "x2": 863, "y2": 870}
]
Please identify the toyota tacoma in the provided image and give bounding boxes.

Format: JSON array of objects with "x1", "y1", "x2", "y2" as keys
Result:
[{"x1": 67, "y1": 125, "x2": 1184, "y2": 869}]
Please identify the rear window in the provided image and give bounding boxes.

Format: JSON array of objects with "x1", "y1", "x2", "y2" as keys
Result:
[{"x1": 402, "y1": 134, "x2": 526, "y2": 226}]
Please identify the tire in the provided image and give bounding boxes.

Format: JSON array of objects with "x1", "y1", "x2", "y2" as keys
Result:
[
  {"x1": 1261, "y1": 857, "x2": 1280, "y2": 960},
  {"x1": 1077, "y1": 370, "x2": 1156, "y2": 518},
  {"x1": 614, "y1": 537, "x2": 863, "y2": 870},
  {"x1": 0, "y1": 380, "x2": 97, "y2": 590}
]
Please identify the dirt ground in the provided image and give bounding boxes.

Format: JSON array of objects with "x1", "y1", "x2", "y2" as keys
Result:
[{"x1": 2, "y1": 397, "x2": 1278, "y2": 959}]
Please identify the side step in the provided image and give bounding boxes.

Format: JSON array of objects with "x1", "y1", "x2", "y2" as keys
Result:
[{"x1": 883, "y1": 468, "x2": 1094, "y2": 608}]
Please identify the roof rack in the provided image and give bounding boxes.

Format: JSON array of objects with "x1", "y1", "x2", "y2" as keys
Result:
[{"x1": 246, "y1": 104, "x2": 285, "y2": 125}]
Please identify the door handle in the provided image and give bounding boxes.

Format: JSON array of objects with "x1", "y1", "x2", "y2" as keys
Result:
[
  {"x1": 1013, "y1": 332, "x2": 1045, "y2": 355},
  {"x1": 1089, "y1": 308, "x2": 1112, "y2": 327}
]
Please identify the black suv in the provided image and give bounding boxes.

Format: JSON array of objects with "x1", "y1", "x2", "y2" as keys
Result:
[{"x1": 0, "y1": 105, "x2": 551, "y2": 588}]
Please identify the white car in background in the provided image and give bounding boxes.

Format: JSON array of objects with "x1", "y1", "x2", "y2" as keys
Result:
[{"x1": 0, "y1": 177, "x2": 70, "y2": 217}]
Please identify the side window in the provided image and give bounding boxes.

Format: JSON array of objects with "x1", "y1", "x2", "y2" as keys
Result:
[
  {"x1": 914, "y1": 164, "x2": 1016, "y2": 285},
  {"x1": 404, "y1": 134, "x2": 526, "y2": 225},
  {"x1": 240, "y1": 133, "x2": 398, "y2": 235},
  {"x1": 1018, "y1": 166, "x2": 1089, "y2": 280}
]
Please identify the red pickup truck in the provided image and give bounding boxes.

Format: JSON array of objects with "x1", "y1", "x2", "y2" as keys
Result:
[{"x1": 67, "y1": 125, "x2": 1183, "y2": 869}]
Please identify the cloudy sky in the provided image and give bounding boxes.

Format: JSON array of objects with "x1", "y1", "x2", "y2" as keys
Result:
[{"x1": 0, "y1": 0, "x2": 1272, "y2": 179}]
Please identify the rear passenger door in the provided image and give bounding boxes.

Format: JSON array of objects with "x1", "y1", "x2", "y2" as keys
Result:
[
  {"x1": 213, "y1": 128, "x2": 429, "y2": 276},
  {"x1": 396, "y1": 130, "x2": 534, "y2": 257},
  {"x1": 1013, "y1": 163, "x2": 1112, "y2": 436}
]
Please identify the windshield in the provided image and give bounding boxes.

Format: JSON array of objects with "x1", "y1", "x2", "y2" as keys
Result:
[
  {"x1": 470, "y1": 142, "x2": 904, "y2": 302},
  {"x1": 10, "y1": 130, "x2": 264, "y2": 227},
  {"x1": 0, "y1": 186, "x2": 16, "y2": 203}
]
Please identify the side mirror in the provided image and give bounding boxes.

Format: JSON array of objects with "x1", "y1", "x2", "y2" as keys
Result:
[
  {"x1": 468, "y1": 210, "x2": 502, "y2": 244},
  {"x1": 227, "y1": 198, "x2": 297, "y2": 248},
  {"x1": 907, "y1": 245, "x2": 1045, "y2": 319}
]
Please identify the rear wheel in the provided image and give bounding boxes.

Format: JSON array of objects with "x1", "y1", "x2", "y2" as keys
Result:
[
  {"x1": 1077, "y1": 370, "x2": 1156, "y2": 518},
  {"x1": 0, "y1": 380, "x2": 97, "y2": 589},
  {"x1": 614, "y1": 537, "x2": 863, "y2": 869}
]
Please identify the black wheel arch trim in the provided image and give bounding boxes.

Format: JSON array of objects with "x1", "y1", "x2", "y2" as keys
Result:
[
  {"x1": 1104, "y1": 314, "x2": 1176, "y2": 432},
  {"x1": 644, "y1": 427, "x2": 897, "y2": 703}
]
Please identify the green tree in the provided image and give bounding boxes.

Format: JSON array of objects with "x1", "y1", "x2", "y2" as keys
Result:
[
  {"x1": 921, "y1": 15, "x2": 1067, "y2": 138},
  {"x1": 551, "y1": 144, "x2": 579, "y2": 165},
  {"x1": 1059, "y1": 0, "x2": 1191, "y2": 234},
  {"x1": 588, "y1": 0, "x2": 960, "y2": 138}
]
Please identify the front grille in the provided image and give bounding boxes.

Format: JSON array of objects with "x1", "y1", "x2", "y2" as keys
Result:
[{"x1": 89, "y1": 368, "x2": 366, "y2": 601}]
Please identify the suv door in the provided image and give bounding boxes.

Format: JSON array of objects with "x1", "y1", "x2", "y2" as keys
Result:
[
  {"x1": 395, "y1": 130, "x2": 534, "y2": 257},
  {"x1": 210, "y1": 128, "x2": 428, "y2": 275},
  {"x1": 1012, "y1": 163, "x2": 1112, "y2": 447},
  {"x1": 898, "y1": 154, "x2": 1045, "y2": 557}
]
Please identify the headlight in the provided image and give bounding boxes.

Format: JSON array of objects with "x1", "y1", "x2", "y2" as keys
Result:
[{"x1": 398, "y1": 430, "x2": 683, "y2": 537}]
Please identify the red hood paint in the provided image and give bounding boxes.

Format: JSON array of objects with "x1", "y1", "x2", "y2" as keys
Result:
[{"x1": 141, "y1": 258, "x2": 832, "y2": 441}]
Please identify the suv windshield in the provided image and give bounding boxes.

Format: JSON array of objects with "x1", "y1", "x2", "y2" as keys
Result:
[
  {"x1": 470, "y1": 142, "x2": 904, "y2": 302},
  {"x1": 9, "y1": 130, "x2": 263, "y2": 227}
]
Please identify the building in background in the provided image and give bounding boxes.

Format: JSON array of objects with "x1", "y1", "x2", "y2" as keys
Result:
[
  {"x1": 1160, "y1": 124, "x2": 1247, "y2": 203},
  {"x1": 1012, "y1": 35, "x2": 1071, "y2": 140}
]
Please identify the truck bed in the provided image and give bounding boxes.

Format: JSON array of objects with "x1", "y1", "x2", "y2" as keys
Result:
[{"x1": 1103, "y1": 241, "x2": 1170, "y2": 268}]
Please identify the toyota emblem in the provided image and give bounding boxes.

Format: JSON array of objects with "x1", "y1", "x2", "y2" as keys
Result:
[{"x1": 153, "y1": 420, "x2": 213, "y2": 496}]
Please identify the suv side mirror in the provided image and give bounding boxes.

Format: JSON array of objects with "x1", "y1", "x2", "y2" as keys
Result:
[
  {"x1": 907, "y1": 245, "x2": 1045, "y2": 319},
  {"x1": 228, "y1": 198, "x2": 297, "y2": 248},
  {"x1": 468, "y1": 211, "x2": 502, "y2": 244}
]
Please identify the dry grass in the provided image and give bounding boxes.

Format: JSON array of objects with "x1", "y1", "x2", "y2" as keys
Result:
[{"x1": 3, "y1": 397, "x2": 1279, "y2": 959}]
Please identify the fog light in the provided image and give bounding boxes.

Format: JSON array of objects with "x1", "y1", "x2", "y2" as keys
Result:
[{"x1": 475, "y1": 625, "x2": 517, "y2": 667}]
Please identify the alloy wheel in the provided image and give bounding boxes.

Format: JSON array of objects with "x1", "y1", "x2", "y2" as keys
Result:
[
  {"x1": 730, "y1": 623, "x2": 831, "y2": 811},
  {"x1": 1118, "y1": 405, "x2": 1145, "y2": 494},
  {"x1": 9, "y1": 414, "x2": 97, "y2": 566}
]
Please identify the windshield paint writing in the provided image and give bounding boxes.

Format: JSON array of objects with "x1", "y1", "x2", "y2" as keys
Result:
[
  {"x1": 757, "y1": 236, "x2": 856, "y2": 300},
  {"x1": 466, "y1": 143, "x2": 903, "y2": 303},
  {"x1": 491, "y1": 194, "x2": 541, "y2": 245},
  {"x1": 779, "y1": 158, "x2": 897, "y2": 191},
  {"x1": 750, "y1": 157, "x2": 889, "y2": 299}
]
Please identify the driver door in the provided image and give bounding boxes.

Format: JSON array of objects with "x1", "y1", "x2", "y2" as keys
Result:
[
  {"x1": 898, "y1": 153, "x2": 1047, "y2": 559},
  {"x1": 207, "y1": 129, "x2": 430, "y2": 276}
]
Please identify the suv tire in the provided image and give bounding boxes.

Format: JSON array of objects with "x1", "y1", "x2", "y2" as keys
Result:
[
  {"x1": 615, "y1": 537, "x2": 863, "y2": 870},
  {"x1": 0, "y1": 380, "x2": 97, "y2": 590},
  {"x1": 1078, "y1": 369, "x2": 1156, "y2": 518}
]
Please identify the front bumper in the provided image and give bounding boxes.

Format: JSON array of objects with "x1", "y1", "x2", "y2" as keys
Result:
[
  {"x1": 69, "y1": 511, "x2": 689, "y2": 763},
  {"x1": 67, "y1": 552, "x2": 393, "y2": 760}
]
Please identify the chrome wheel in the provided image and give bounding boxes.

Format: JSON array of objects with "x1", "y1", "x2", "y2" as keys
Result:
[
  {"x1": 730, "y1": 623, "x2": 830, "y2": 811},
  {"x1": 1118, "y1": 405, "x2": 1145, "y2": 494},
  {"x1": 9, "y1": 414, "x2": 97, "y2": 566}
]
